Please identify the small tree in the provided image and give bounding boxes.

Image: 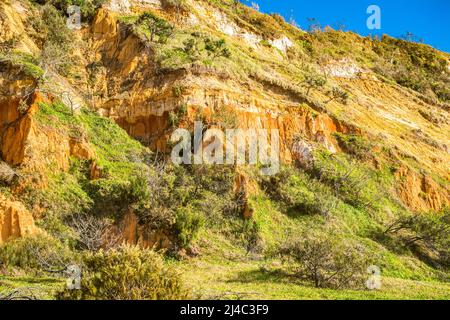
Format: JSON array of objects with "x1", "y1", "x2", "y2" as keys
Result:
[
  {"x1": 325, "y1": 86, "x2": 349, "y2": 104},
  {"x1": 137, "y1": 12, "x2": 173, "y2": 43},
  {"x1": 303, "y1": 73, "x2": 327, "y2": 96},
  {"x1": 279, "y1": 233, "x2": 370, "y2": 289},
  {"x1": 384, "y1": 209, "x2": 450, "y2": 267},
  {"x1": 204, "y1": 38, "x2": 231, "y2": 60}
]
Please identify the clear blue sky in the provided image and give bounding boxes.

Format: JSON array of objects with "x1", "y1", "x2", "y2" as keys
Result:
[{"x1": 241, "y1": 0, "x2": 450, "y2": 53}]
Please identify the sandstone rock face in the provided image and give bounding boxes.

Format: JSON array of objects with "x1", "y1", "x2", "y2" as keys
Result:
[
  {"x1": 117, "y1": 211, "x2": 172, "y2": 249},
  {"x1": 0, "y1": 194, "x2": 40, "y2": 244},
  {"x1": 77, "y1": 8, "x2": 450, "y2": 214},
  {"x1": 395, "y1": 167, "x2": 450, "y2": 212},
  {"x1": 86, "y1": 10, "x2": 353, "y2": 164},
  {"x1": 1, "y1": 91, "x2": 94, "y2": 174},
  {"x1": 0, "y1": 0, "x2": 39, "y2": 54},
  {"x1": 0, "y1": 92, "x2": 42, "y2": 166}
]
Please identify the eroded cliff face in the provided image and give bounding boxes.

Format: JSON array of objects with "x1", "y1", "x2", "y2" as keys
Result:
[
  {"x1": 0, "y1": 1, "x2": 449, "y2": 246},
  {"x1": 395, "y1": 166, "x2": 450, "y2": 212},
  {"x1": 1, "y1": 90, "x2": 93, "y2": 174},
  {"x1": 88, "y1": 9, "x2": 352, "y2": 160},
  {"x1": 0, "y1": 194, "x2": 40, "y2": 244},
  {"x1": 83, "y1": 8, "x2": 449, "y2": 212}
]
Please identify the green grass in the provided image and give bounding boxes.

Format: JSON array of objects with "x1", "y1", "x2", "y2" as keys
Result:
[
  {"x1": 22, "y1": 102, "x2": 150, "y2": 224},
  {"x1": 0, "y1": 51, "x2": 44, "y2": 79},
  {"x1": 0, "y1": 275, "x2": 64, "y2": 300},
  {"x1": 179, "y1": 242, "x2": 450, "y2": 300},
  {"x1": 173, "y1": 159, "x2": 449, "y2": 300}
]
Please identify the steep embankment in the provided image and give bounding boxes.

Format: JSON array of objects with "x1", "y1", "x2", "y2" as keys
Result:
[
  {"x1": 0, "y1": 0, "x2": 449, "y2": 300},
  {"x1": 85, "y1": 3, "x2": 449, "y2": 212}
]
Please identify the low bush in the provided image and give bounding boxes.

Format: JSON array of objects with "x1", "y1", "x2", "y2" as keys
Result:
[
  {"x1": 33, "y1": 0, "x2": 106, "y2": 20},
  {"x1": 0, "y1": 235, "x2": 75, "y2": 272},
  {"x1": 309, "y1": 153, "x2": 376, "y2": 209},
  {"x1": 57, "y1": 246, "x2": 190, "y2": 300},
  {"x1": 86, "y1": 174, "x2": 149, "y2": 219},
  {"x1": 259, "y1": 166, "x2": 339, "y2": 218},
  {"x1": 0, "y1": 52, "x2": 44, "y2": 79},
  {"x1": 278, "y1": 232, "x2": 371, "y2": 289},
  {"x1": 384, "y1": 208, "x2": 450, "y2": 268},
  {"x1": 333, "y1": 133, "x2": 373, "y2": 160},
  {"x1": 174, "y1": 207, "x2": 205, "y2": 249}
]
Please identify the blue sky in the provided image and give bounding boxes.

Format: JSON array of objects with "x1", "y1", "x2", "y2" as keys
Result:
[{"x1": 241, "y1": 0, "x2": 450, "y2": 53}]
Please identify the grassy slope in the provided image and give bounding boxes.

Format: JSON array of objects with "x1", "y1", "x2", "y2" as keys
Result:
[
  {"x1": 177, "y1": 193, "x2": 450, "y2": 300},
  {"x1": 0, "y1": 275, "x2": 64, "y2": 300}
]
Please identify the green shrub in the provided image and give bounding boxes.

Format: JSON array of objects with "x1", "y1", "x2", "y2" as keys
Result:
[
  {"x1": 28, "y1": 4, "x2": 76, "y2": 76},
  {"x1": 259, "y1": 166, "x2": 339, "y2": 218},
  {"x1": 57, "y1": 246, "x2": 190, "y2": 300},
  {"x1": 0, "y1": 52, "x2": 44, "y2": 79},
  {"x1": 384, "y1": 208, "x2": 450, "y2": 268},
  {"x1": 175, "y1": 207, "x2": 205, "y2": 248},
  {"x1": 278, "y1": 232, "x2": 371, "y2": 289},
  {"x1": 0, "y1": 235, "x2": 75, "y2": 271},
  {"x1": 310, "y1": 153, "x2": 376, "y2": 209},
  {"x1": 86, "y1": 174, "x2": 149, "y2": 219},
  {"x1": 241, "y1": 219, "x2": 264, "y2": 254},
  {"x1": 34, "y1": 0, "x2": 106, "y2": 20},
  {"x1": 204, "y1": 38, "x2": 231, "y2": 60},
  {"x1": 333, "y1": 133, "x2": 373, "y2": 160}
]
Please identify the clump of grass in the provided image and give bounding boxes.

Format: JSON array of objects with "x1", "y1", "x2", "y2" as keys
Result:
[{"x1": 0, "y1": 52, "x2": 44, "y2": 79}]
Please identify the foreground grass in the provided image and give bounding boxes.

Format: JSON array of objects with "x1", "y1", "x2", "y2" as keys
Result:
[
  {"x1": 0, "y1": 275, "x2": 64, "y2": 300},
  {"x1": 179, "y1": 255, "x2": 450, "y2": 300},
  {"x1": 2, "y1": 260, "x2": 449, "y2": 300}
]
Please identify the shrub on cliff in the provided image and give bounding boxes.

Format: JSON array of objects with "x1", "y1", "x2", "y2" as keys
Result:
[
  {"x1": 57, "y1": 246, "x2": 190, "y2": 300},
  {"x1": 28, "y1": 4, "x2": 76, "y2": 76},
  {"x1": 174, "y1": 207, "x2": 205, "y2": 249},
  {"x1": 33, "y1": 0, "x2": 106, "y2": 20},
  {"x1": 86, "y1": 174, "x2": 149, "y2": 219},
  {"x1": 135, "y1": 12, "x2": 174, "y2": 44},
  {"x1": 333, "y1": 133, "x2": 373, "y2": 161}
]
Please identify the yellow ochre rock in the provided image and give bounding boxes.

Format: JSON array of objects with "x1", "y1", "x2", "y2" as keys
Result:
[{"x1": 0, "y1": 194, "x2": 41, "y2": 244}]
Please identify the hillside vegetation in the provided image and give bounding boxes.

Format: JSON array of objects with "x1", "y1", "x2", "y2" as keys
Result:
[{"x1": 0, "y1": 0, "x2": 449, "y2": 300}]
